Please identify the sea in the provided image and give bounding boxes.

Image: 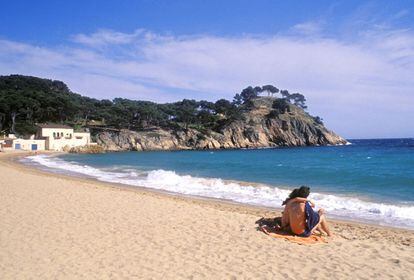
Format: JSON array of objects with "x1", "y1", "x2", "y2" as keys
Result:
[{"x1": 22, "y1": 138, "x2": 414, "y2": 229}]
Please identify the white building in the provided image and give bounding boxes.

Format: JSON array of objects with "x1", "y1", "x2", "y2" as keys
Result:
[
  {"x1": 36, "y1": 124, "x2": 93, "y2": 151},
  {"x1": 0, "y1": 134, "x2": 45, "y2": 151},
  {"x1": 13, "y1": 134, "x2": 46, "y2": 151},
  {"x1": 1, "y1": 124, "x2": 95, "y2": 152}
]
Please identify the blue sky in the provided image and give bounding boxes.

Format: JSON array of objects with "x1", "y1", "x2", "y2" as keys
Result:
[{"x1": 1, "y1": 1, "x2": 414, "y2": 138}]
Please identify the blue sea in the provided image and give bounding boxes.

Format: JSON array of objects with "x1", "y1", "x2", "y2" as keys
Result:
[{"x1": 23, "y1": 138, "x2": 414, "y2": 229}]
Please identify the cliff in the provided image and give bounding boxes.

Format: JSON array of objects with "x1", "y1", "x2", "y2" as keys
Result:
[{"x1": 95, "y1": 97, "x2": 347, "y2": 151}]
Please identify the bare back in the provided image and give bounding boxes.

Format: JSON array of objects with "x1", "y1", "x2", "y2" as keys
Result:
[{"x1": 285, "y1": 200, "x2": 306, "y2": 235}]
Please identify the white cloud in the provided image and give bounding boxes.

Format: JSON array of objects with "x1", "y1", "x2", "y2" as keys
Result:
[
  {"x1": 0, "y1": 27, "x2": 414, "y2": 138},
  {"x1": 71, "y1": 29, "x2": 142, "y2": 46},
  {"x1": 291, "y1": 21, "x2": 324, "y2": 35}
]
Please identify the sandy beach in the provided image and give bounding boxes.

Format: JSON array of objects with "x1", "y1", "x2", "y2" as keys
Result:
[{"x1": 0, "y1": 151, "x2": 413, "y2": 279}]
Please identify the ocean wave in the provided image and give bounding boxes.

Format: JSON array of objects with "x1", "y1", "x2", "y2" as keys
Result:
[
  {"x1": 23, "y1": 154, "x2": 414, "y2": 229},
  {"x1": 336, "y1": 141, "x2": 352, "y2": 146}
]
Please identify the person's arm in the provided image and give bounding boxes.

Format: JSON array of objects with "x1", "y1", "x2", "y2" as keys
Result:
[
  {"x1": 290, "y1": 197, "x2": 315, "y2": 207},
  {"x1": 306, "y1": 199, "x2": 315, "y2": 208},
  {"x1": 290, "y1": 197, "x2": 307, "y2": 203}
]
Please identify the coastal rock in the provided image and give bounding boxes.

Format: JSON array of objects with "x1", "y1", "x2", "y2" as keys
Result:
[
  {"x1": 66, "y1": 145, "x2": 105, "y2": 154},
  {"x1": 94, "y1": 97, "x2": 347, "y2": 152}
]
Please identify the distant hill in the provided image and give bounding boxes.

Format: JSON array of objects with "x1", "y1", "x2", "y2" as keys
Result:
[{"x1": 0, "y1": 75, "x2": 346, "y2": 150}]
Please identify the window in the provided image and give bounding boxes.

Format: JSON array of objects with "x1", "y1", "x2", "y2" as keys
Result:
[{"x1": 53, "y1": 132, "x2": 56, "y2": 137}]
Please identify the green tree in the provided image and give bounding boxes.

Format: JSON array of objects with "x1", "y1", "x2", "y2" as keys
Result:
[
  {"x1": 0, "y1": 75, "x2": 313, "y2": 136},
  {"x1": 240, "y1": 86, "x2": 258, "y2": 103},
  {"x1": 232, "y1": 93, "x2": 243, "y2": 106},
  {"x1": 174, "y1": 99, "x2": 198, "y2": 129},
  {"x1": 280, "y1": 90, "x2": 290, "y2": 99},
  {"x1": 272, "y1": 99, "x2": 290, "y2": 114},
  {"x1": 289, "y1": 93, "x2": 307, "y2": 109},
  {"x1": 262, "y1": 85, "x2": 279, "y2": 97}
]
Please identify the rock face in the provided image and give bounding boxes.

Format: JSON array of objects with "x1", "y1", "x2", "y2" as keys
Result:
[
  {"x1": 95, "y1": 97, "x2": 347, "y2": 152},
  {"x1": 65, "y1": 145, "x2": 105, "y2": 154}
]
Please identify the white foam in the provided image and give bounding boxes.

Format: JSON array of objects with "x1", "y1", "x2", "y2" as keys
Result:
[
  {"x1": 24, "y1": 155, "x2": 414, "y2": 229},
  {"x1": 336, "y1": 141, "x2": 352, "y2": 146}
]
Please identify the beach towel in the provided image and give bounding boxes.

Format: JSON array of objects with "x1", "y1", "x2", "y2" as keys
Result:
[
  {"x1": 260, "y1": 226, "x2": 327, "y2": 245},
  {"x1": 256, "y1": 217, "x2": 327, "y2": 245}
]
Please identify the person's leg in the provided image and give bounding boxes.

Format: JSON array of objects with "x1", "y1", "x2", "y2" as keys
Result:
[
  {"x1": 309, "y1": 209, "x2": 332, "y2": 236},
  {"x1": 318, "y1": 213, "x2": 332, "y2": 237},
  {"x1": 309, "y1": 214, "x2": 322, "y2": 235},
  {"x1": 312, "y1": 227, "x2": 323, "y2": 235}
]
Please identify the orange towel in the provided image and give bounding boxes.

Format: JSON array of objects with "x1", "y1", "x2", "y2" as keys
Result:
[{"x1": 260, "y1": 226, "x2": 327, "y2": 245}]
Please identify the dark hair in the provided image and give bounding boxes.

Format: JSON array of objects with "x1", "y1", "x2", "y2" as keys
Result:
[{"x1": 282, "y1": 186, "x2": 310, "y2": 205}]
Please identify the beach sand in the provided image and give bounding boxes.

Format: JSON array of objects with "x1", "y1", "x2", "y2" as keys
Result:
[{"x1": 0, "y1": 152, "x2": 413, "y2": 279}]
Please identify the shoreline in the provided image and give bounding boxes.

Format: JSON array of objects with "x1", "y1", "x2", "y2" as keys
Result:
[
  {"x1": 1, "y1": 150, "x2": 413, "y2": 279},
  {"x1": 12, "y1": 151, "x2": 414, "y2": 232},
  {"x1": 3, "y1": 151, "x2": 413, "y2": 233},
  {"x1": 3, "y1": 151, "x2": 285, "y2": 222}
]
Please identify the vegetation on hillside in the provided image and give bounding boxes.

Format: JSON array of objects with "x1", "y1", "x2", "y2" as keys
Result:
[{"x1": 0, "y1": 75, "x2": 316, "y2": 136}]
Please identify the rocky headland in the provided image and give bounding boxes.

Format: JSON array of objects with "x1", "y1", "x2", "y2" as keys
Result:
[{"x1": 94, "y1": 97, "x2": 346, "y2": 151}]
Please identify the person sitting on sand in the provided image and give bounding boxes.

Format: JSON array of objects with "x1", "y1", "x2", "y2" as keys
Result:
[{"x1": 281, "y1": 186, "x2": 332, "y2": 237}]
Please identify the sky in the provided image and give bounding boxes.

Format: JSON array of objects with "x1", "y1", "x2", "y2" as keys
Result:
[{"x1": 1, "y1": 0, "x2": 414, "y2": 139}]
